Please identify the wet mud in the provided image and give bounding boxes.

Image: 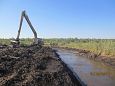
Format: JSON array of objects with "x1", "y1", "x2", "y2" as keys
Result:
[{"x1": 0, "y1": 45, "x2": 79, "y2": 86}]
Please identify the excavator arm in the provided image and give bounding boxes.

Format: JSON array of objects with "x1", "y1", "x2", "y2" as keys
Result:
[
  {"x1": 16, "y1": 11, "x2": 38, "y2": 44},
  {"x1": 16, "y1": 11, "x2": 24, "y2": 42},
  {"x1": 11, "y1": 10, "x2": 43, "y2": 46}
]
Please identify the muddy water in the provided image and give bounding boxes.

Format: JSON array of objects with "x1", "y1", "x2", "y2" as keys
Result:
[{"x1": 55, "y1": 48, "x2": 115, "y2": 86}]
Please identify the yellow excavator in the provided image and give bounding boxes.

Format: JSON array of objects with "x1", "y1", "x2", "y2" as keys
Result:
[{"x1": 11, "y1": 10, "x2": 43, "y2": 47}]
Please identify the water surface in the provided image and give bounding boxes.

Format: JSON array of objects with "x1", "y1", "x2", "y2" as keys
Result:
[{"x1": 55, "y1": 48, "x2": 115, "y2": 86}]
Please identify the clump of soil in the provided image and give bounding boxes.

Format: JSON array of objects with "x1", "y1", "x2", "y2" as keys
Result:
[{"x1": 0, "y1": 45, "x2": 77, "y2": 86}]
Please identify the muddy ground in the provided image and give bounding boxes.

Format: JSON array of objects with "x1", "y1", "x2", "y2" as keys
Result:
[{"x1": 0, "y1": 45, "x2": 79, "y2": 86}]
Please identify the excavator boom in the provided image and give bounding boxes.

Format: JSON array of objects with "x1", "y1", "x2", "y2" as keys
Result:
[
  {"x1": 11, "y1": 10, "x2": 43, "y2": 46},
  {"x1": 16, "y1": 11, "x2": 38, "y2": 43}
]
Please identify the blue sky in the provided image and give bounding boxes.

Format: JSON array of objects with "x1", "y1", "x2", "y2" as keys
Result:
[{"x1": 0, "y1": 0, "x2": 115, "y2": 38}]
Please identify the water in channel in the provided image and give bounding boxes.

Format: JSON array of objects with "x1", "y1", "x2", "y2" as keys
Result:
[{"x1": 55, "y1": 48, "x2": 115, "y2": 86}]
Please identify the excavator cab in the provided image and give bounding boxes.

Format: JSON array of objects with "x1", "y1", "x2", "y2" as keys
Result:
[{"x1": 11, "y1": 10, "x2": 43, "y2": 47}]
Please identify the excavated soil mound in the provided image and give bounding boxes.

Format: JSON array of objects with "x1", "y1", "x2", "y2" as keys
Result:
[{"x1": 0, "y1": 45, "x2": 77, "y2": 86}]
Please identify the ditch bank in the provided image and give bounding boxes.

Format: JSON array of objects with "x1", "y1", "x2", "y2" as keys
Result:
[
  {"x1": 54, "y1": 51, "x2": 86, "y2": 86},
  {"x1": 52, "y1": 47, "x2": 115, "y2": 67},
  {"x1": 0, "y1": 45, "x2": 82, "y2": 86}
]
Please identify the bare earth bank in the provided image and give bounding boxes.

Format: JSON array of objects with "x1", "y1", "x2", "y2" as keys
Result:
[{"x1": 0, "y1": 45, "x2": 80, "y2": 86}]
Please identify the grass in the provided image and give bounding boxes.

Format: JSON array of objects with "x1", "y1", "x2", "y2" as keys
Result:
[
  {"x1": 44, "y1": 38, "x2": 115, "y2": 57},
  {"x1": 0, "y1": 38, "x2": 115, "y2": 57},
  {"x1": 0, "y1": 38, "x2": 33, "y2": 46},
  {"x1": 0, "y1": 39, "x2": 10, "y2": 45}
]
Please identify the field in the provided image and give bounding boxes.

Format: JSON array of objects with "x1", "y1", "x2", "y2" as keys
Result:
[
  {"x1": 44, "y1": 38, "x2": 115, "y2": 57},
  {"x1": 0, "y1": 38, "x2": 33, "y2": 46},
  {"x1": 0, "y1": 38, "x2": 115, "y2": 57}
]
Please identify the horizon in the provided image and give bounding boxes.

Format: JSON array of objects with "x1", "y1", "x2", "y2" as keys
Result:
[
  {"x1": 0, "y1": 0, "x2": 115, "y2": 39},
  {"x1": 0, "y1": 37, "x2": 115, "y2": 40}
]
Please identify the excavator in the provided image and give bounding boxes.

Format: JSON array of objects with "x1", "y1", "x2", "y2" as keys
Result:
[{"x1": 11, "y1": 10, "x2": 43, "y2": 47}]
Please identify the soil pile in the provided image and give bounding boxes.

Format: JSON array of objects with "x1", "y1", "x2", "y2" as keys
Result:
[{"x1": 0, "y1": 45, "x2": 77, "y2": 86}]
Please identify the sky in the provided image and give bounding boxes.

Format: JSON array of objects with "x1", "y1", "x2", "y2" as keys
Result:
[{"x1": 0, "y1": 0, "x2": 115, "y2": 39}]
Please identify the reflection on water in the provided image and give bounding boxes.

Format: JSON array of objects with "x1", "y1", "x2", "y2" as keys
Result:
[
  {"x1": 55, "y1": 48, "x2": 115, "y2": 86},
  {"x1": 90, "y1": 71, "x2": 115, "y2": 76}
]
